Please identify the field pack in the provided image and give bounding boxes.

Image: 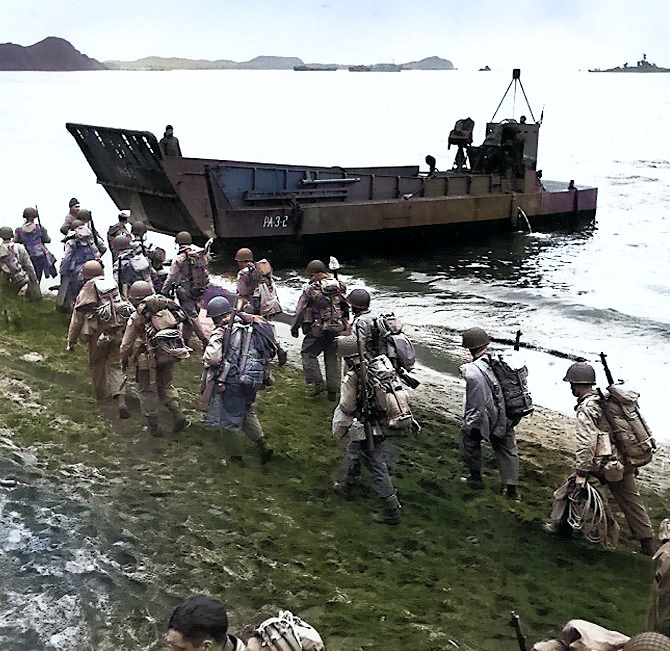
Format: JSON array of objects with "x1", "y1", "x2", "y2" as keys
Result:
[
  {"x1": 254, "y1": 258, "x2": 282, "y2": 318},
  {"x1": 312, "y1": 277, "x2": 347, "y2": 333},
  {"x1": 92, "y1": 276, "x2": 134, "y2": 334},
  {"x1": 140, "y1": 295, "x2": 191, "y2": 361},
  {"x1": 0, "y1": 243, "x2": 29, "y2": 288},
  {"x1": 488, "y1": 352, "x2": 534, "y2": 423},
  {"x1": 180, "y1": 247, "x2": 210, "y2": 297},
  {"x1": 376, "y1": 313, "x2": 416, "y2": 372},
  {"x1": 598, "y1": 385, "x2": 656, "y2": 467}
]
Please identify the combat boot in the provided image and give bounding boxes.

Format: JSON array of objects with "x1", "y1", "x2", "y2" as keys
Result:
[
  {"x1": 168, "y1": 400, "x2": 188, "y2": 433},
  {"x1": 256, "y1": 438, "x2": 274, "y2": 465},
  {"x1": 148, "y1": 420, "x2": 163, "y2": 438},
  {"x1": 276, "y1": 345, "x2": 288, "y2": 367},
  {"x1": 640, "y1": 537, "x2": 657, "y2": 557},
  {"x1": 378, "y1": 491, "x2": 401, "y2": 525},
  {"x1": 117, "y1": 394, "x2": 129, "y2": 420},
  {"x1": 333, "y1": 481, "x2": 354, "y2": 501}
]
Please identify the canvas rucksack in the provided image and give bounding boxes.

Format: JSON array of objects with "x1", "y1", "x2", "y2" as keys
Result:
[
  {"x1": 179, "y1": 247, "x2": 209, "y2": 298},
  {"x1": 220, "y1": 318, "x2": 277, "y2": 388},
  {"x1": 376, "y1": 313, "x2": 416, "y2": 372},
  {"x1": 254, "y1": 259, "x2": 282, "y2": 318},
  {"x1": 311, "y1": 277, "x2": 347, "y2": 333},
  {"x1": 597, "y1": 385, "x2": 656, "y2": 467},
  {"x1": 0, "y1": 242, "x2": 28, "y2": 288},
  {"x1": 116, "y1": 249, "x2": 152, "y2": 292},
  {"x1": 365, "y1": 354, "x2": 418, "y2": 432},
  {"x1": 92, "y1": 276, "x2": 134, "y2": 335},
  {"x1": 139, "y1": 295, "x2": 191, "y2": 361},
  {"x1": 488, "y1": 353, "x2": 534, "y2": 423}
]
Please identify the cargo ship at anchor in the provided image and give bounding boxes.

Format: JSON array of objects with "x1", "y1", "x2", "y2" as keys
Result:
[{"x1": 66, "y1": 69, "x2": 597, "y2": 259}]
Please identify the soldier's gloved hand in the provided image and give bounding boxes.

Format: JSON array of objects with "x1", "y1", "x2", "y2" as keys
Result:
[{"x1": 290, "y1": 327, "x2": 300, "y2": 338}]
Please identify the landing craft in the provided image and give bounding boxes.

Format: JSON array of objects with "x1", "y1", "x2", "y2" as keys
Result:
[{"x1": 66, "y1": 69, "x2": 597, "y2": 260}]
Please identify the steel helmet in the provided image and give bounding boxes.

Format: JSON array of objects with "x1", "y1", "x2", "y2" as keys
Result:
[
  {"x1": 131, "y1": 221, "x2": 147, "y2": 236},
  {"x1": 206, "y1": 296, "x2": 233, "y2": 319},
  {"x1": 82, "y1": 260, "x2": 103, "y2": 279},
  {"x1": 0, "y1": 226, "x2": 14, "y2": 240},
  {"x1": 175, "y1": 231, "x2": 192, "y2": 245},
  {"x1": 235, "y1": 247, "x2": 254, "y2": 262},
  {"x1": 306, "y1": 259, "x2": 327, "y2": 275},
  {"x1": 623, "y1": 633, "x2": 670, "y2": 651},
  {"x1": 347, "y1": 289, "x2": 370, "y2": 309},
  {"x1": 22, "y1": 207, "x2": 38, "y2": 221},
  {"x1": 112, "y1": 234, "x2": 132, "y2": 250},
  {"x1": 128, "y1": 280, "x2": 154, "y2": 300},
  {"x1": 461, "y1": 327, "x2": 490, "y2": 350},
  {"x1": 563, "y1": 362, "x2": 596, "y2": 385},
  {"x1": 70, "y1": 219, "x2": 84, "y2": 230},
  {"x1": 78, "y1": 209, "x2": 92, "y2": 222},
  {"x1": 336, "y1": 334, "x2": 359, "y2": 358}
]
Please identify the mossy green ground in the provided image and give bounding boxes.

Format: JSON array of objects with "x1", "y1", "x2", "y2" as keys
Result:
[{"x1": 0, "y1": 291, "x2": 666, "y2": 650}]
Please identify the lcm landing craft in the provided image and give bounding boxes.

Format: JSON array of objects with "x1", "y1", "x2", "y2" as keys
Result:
[{"x1": 66, "y1": 70, "x2": 597, "y2": 259}]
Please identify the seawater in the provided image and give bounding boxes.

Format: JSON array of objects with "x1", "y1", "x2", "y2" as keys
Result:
[{"x1": 0, "y1": 67, "x2": 669, "y2": 649}]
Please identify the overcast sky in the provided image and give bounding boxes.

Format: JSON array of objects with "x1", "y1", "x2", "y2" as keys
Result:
[{"x1": 1, "y1": 0, "x2": 669, "y2": 71}]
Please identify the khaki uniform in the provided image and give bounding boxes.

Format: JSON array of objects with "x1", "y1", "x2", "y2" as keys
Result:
[
  {"x1": 648, "y1": 541, "x2": 670, "y2": 635},
  {"x1": 67, "y1": 279, "x2": 124, "y2": 401},
  {"x1": 574, "y1": 391, "x2": 653, "y2": 541}
]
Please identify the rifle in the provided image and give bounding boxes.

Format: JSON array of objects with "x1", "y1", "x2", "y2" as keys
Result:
[
  {"x1": 599, "y1": 352, "x2": 617, "y2": 387},
  {"x1": 354, "y1": 320, "x2": 375, "y2": 448},
  {"x1": 509, "y1": 611, "x2": 527, "y2": 651},
  {"x1": 397, "y1": 366, "x2": 420, "y2": 389},
  {"x1": 514, "y1": 329, "x2": 522, "y2": 351}
]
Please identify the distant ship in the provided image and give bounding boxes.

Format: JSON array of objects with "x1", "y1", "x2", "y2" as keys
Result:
[
  {"x1": 348, "y1": 63, "x2": 402, "y2": 72},
  {"x1": 589, "y1": 54, "x2": 670, "y2": 73},
  {"x1": 293, "y1": 64, "x2": 337, "y2": 71},
  {"x1": 479, "y1": 65, "x2": 491, "y2": 71}
]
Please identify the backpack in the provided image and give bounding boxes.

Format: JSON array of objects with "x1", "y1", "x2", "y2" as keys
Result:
[
  {"x1": 222, "y1": 318, "x2": 277, "y2": 388},
  {"x1": 16, "y1": 224, "x2": 47, "y2": 259},
  {"x1": 311, "y1": 277, "x2": 347, "y2": 333},
  {"x1": 488, "y1": 351, "x2": 534, "y2": 423},
  {"x1": 254, "y1": 259, "x2": 283, "y2": 317},
  {"x1": 140, "y1": 295, "x2": 191, "y2": 361},
  {"x1": 0, "y1": 243, "x2": 29, "y2": 287},
  {"x1": 62, "y1": 229, "x2": 98, "y2": 273},
  {"x1": 179, "y1": 247, "x2": 209, "y2": 298},
  {"x1": 116, "y1": 249, "x2": 152, "y2": 291},
  {"x1": 366, "y1": 354, "x2": 418, "y2": 432},
  {"x1": 598, "y1": 385, "x2": 656, "y2": 467},
  {"x1": 376, "y1": 313, "x2": 416, "y2": 372},
  {"x1": 92, "y1": 276, "x2": 134, "y2": 334}
]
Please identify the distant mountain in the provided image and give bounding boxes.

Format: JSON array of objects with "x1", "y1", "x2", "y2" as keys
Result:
[
  {"x1": 105, "y1": 55, "x2": 304, "y2": 71},
  {"x1": 0, "y1": 37, "x2": 106, "y2": 71},
  {"x1": 401, "y1": 56, "x2": 454, "y2": 70}
]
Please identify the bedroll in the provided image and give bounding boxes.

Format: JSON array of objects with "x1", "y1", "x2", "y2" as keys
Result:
[{"x1": 599, "y1": 385, "x2": 655, "y2": 467}]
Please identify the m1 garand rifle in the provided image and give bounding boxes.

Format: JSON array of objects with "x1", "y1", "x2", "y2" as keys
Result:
[
  {"x1": 354, "y1": 320, "x2": 375, "y2": 448},
  {"x1": 509, "y1": 611, "x2": 527, "y2": 651},
  {"x1": 599, "y1": 352, "x2": 619, "y2": 387}
]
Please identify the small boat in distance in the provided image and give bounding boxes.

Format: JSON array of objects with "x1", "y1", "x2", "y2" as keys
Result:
[
  {"x1": 293, "y1": 64, "x2": 337, "y2": 71},
  {"x1": 589, "y1": 53, "x2": 670, "y2": 72},
  {"x1": 479, "y1": 65, "x2": 491, "y2": 71},
  {"x1": 348, "y1": 63, "x2": 402, "y2": 72},
  {"x1": 66, "y1": 69, "x2": 597, "y2": 260}
]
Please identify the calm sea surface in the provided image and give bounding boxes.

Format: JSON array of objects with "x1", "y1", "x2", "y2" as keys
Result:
[
  {"x1": 1, "y1": 68, "x2": 669, "y2": 434},
  {"x1": 0, "y1": 67, "x2": 669, "y2": 650}
]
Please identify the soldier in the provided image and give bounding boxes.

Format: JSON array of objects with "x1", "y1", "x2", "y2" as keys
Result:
[
  {"x1": 201, "y1": 296, "x2": 275, "y2": 465},
  {"x1": 0, "y1": 225, "x2": 41, "y2": 299},
  {"x1": 112, "y1": 235, "x2": 154, "y2": 298},
  {"x1": 106, "y1": 210, "x2": 132, "y2": 262},
  {"x1": 331, "y1": 289, "x2": 403, "y2": 525},
  {"x1": 14, "y1": 207, "x2": 56, "y2": 282},
  {"x1": 234, "y1": 246, "x2": 287, "y2": 366},
  {"x1": 649, "y1": 518, "x2": 670, "y2": 635},
  {"x1": 166, "y1": 596, "x2": 245, "y2": 651},
  {"x1": 120, "y1": 280, "x2": 190, "y2": 438},
  {"x1": 161, "y1": 231, "x2": 209, "y2": 348},
  {"x1": 563, "y1": 361, "x2": 655, "y2": 555},
  {"x1": 291, "y1": 259, "x2": 349, "y2": 399},
  {"x1": 57, "y1": 216, "x2": 102, "y2": 312},
  {"x1": 459, "y1": 327, "x2": 520, "y2": 499},
  {"x1": 66, "y1": 260, "x2": 132, "y2": 414},
  {"x1": 159, "y1": 124, "x2": 182, "y2": 157},
  {"x1": 60, "y1": 197, "x2": 80, "y2": 235}
]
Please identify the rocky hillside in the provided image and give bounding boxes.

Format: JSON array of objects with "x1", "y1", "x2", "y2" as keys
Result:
[
  {"x1": 402, "y1": 55, "x2": 454, "y2": 70},
  {"x1": 0, "y1": 37, "x2": 106, "y2": 71},
  {"x1": 105, "y1": 55, "x2": 304, "y2": 70}
]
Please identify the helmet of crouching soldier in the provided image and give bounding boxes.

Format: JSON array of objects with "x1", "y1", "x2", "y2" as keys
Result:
[
  {"x1": 128, "y1": 280, "x2": 154, "y2": 304},
  {"x1": 562, "y1": 362, "x2": 596, "y2": 385},
  {"x1": 623, "y1": 633, "x2": 670, "y2": 651},
  {"x1": 206, "y1": 296, "x2": 233, "y2": 320},
  {"x1": 82, "y1": 260, "x2": 103, "y2": 279},
  {"x1": 306, "y1": 259, "x2": 327, "y2": 275},
  {"x1": 461, "y1": 327, "x2": 490, "y2": 351},
  {"x1": 23, "y1": 207, "x2": 38, "y2": 221},
  {"x1": 0, "y1": 226, "x2": 14, "y2": 240},
  {"x1": 235, "y1": 247, "x2": 254, "y2": 263},
  {"x1": 347, "y1": 289, "x2": 370, "y2": 310},
  {"x1": 175, "y1": 231, "x2": 192, "y2": 245}
]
